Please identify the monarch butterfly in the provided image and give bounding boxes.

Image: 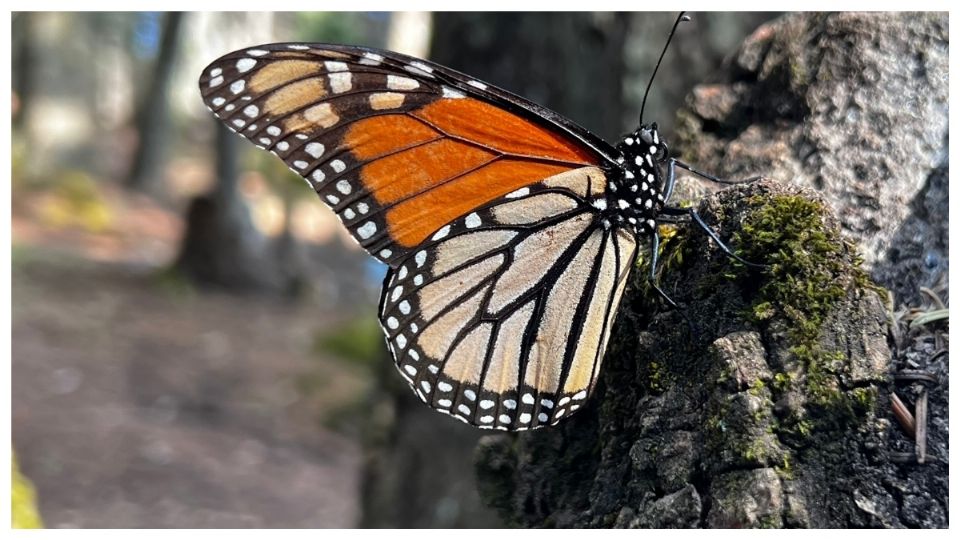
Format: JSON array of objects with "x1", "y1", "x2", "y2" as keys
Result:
[{"x1": 199, "y1": 15, "x2": 755, "y2": 431}]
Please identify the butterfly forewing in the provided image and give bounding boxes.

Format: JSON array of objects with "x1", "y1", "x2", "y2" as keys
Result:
[
  {"x1": 378, "y1": 167, "x2": 636, "y2": 430},
  {"x1": 200, "y1": 43, "x2": 606, "y2": 267}
]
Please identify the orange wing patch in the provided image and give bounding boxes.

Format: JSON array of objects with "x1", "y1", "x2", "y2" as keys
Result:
[
  {"x1": 414, "y1": 98, "x2": 596, "y2": 164},
  {"x1": 386, "y1": 160, "x2": 574, "y2": 247},
  {"x1": 343, "y1": 98, "x2": 599, "y2": 247}
]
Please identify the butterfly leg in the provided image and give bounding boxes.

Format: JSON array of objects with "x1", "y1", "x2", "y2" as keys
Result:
[
  {"x1": 660, "y1": 205, "x2": 766, "y2": 269},
  {"x1": 647, "y1": 229, "x2": 698, "y2": 337}
]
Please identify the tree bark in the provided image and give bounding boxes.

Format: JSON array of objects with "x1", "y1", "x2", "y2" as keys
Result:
[
  {"x1": 126, "y1": 12, "x2": 185, "y2": 193},
  {"x1": 474, "y1": 12, "x2": 948, "y2": 528}
]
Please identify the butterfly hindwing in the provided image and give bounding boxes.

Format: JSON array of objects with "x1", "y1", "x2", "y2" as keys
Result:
[
  {"x1": 378, "y1": 167, "x2": 636, "y2": 430},
  {"x1": 199, "y1": 43, "x2": 609, "y2": 267}
]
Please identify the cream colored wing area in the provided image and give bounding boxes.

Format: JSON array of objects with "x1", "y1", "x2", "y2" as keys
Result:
[
  {"x1": 485, "y1": 212, "x2": 593, "y2": 314},
  {"x1": 522, "y1": 229, "x2": 604, "y2": 394},
  {"x1": 562, "y1": 227, "x2": 636, "y2": 404},
  {"x1": 590, "y1": 228, "x2": 637, "y2": 385},
  {"x1": 541, "y1": 166, "x2": 607, "y2": 197},
  {"x1": 378, "y1": 166, "x2": 633, "y2": 431},
  {"x1": 491, "y1": 193, "x2": 580, "y2": 225}
]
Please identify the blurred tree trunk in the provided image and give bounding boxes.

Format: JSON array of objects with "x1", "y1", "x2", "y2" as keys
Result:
[
  {"x1": 175, "y1": 122, "x2": 279, "y2": 292},
  {"x1": 126, "y1": 12, "x2": 184, "y2": 193},
  {"x1": 359, "y1": 12, "x2": 628, "y2": 529},
  {"x1": 12, "y1": 13, "x2": 37, "y2": 131},
  {"x1": 431, "y1": 12, "x2": 628, "y2": 141}
]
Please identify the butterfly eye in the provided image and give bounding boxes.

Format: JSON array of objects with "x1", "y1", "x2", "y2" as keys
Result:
[
  {"x1": 639, "y1": 129, "x2": 654, "y2": 145},
  {"x1": 654, "y1": 141, "x2": 669, "y2": 161}
]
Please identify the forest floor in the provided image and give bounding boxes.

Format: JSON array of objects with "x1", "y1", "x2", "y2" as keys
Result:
[{"x1": 11, "y1": 182, "x2": 377, "y2": 527}]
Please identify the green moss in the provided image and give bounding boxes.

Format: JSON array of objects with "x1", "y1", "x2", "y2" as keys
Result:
[{"x1": 732, "y1": 194, "x2": 873, "y2": 430}]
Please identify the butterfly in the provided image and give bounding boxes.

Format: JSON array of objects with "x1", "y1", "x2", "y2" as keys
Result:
[{"x1": 197, "y1": 16, "x2": 751, "y2": 431}]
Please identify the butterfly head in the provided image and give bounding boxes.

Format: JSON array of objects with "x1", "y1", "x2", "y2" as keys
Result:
[{"x1": 609, "y1": 123, "x2": 669, "y2": 236}]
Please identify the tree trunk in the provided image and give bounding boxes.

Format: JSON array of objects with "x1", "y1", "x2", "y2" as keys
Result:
[
  {"x1": 430, "y1": 12, "x2": 628, "y2": 141},
  {"x1": 174, "y1": 122, "x2": 281, "y2": 292},
  {"x1": 12, "y1": 12, "x2": 37, "y2": 131},
  {"x1": 126, "y1": 12, "x2": 184, "y2": 193},
  {"x1": 474, "y1": 12, "x2": 947, "y2": 528}
]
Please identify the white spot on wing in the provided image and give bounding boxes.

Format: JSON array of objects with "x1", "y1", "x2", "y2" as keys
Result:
[
  {"x1": 266, "y1": 126, "x2": 281, "y2": 136},
  {"x1": 387, "y1": 75, "x2": 420, "y2": 90},
  {"x1": 438, "y1": 382, "x2": 453, "y2": 392},
  {"x1": 209, "y1": 76, "x2": 224, "y2": 87},
  {"x1": 243, "y1": 105, "x2": 259, "y2": 118},
  {"x1": 312, "y1": 170, "x2": 326, "y2": 183},
  {"x1": 305, "y1": 143, "x2": 325, "y2": 158},
  {"x1": 357, "y1": 221, "x2": 377, "y2": 239},
  {"x1": 236, "y1": 58, "x2": 257, "y2": 73},
  {"x1": 465, "y1": 213, "x2": 481, "y2": 228},
  {"x1": 330, "y1": 160, "x2": 346, "y2": 173},
  {"x1": 230, "y1": 80, "x2": 245, "y2": 94},
  {"x1": 360, "y1": 52, "x2": 383, "y2": 65},
  {"x1": 467, "y1": 80, "x2": 488, "y2": 90},
  {"x1": 211, "y1": 97, "x2": 225, "y2": 107},
  {"x1": 432, "y1": 225, "x2": 451, "y2": 240},
  {"x1": 324, "y1": 61, "x2": 348, "y2": 72},
  {"x1": 336, "y1": 180, "x2": 352, "y2": 195},
  {"x1": 442, "y1": 86, "x2": 465, "y2": 99},
  {"x1": 405, "y1": 61, "x2": 435, "y2": 77},
  {"x1": 247, "y1": 49, "x2": 269, "y2": 56},
  {"x1": 506, "y1": 187, "x2": 530, "y2": 199},
  {"x1": 329, "y1": 72, "x2": 352, "y2": 93},
  {"x1": 379, "y1": 249, "x2": 392, "y2": 259}
]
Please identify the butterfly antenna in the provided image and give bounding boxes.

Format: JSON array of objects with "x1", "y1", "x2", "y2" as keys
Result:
[{"x1": 639, "y1": 12, "x2": 691, "y2": 126}]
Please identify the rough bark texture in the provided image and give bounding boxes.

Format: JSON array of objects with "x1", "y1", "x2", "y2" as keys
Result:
[
  {"x1": 474, "y1": 12, "x2": 948, "y2": 528},
  {"x1": 675, "y1": 12, "x2": 948, "y2": 284}
]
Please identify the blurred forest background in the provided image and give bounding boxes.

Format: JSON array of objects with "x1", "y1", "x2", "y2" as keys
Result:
[{"x1": 11, "y1": 11, "x2": 778, "y2": 528}]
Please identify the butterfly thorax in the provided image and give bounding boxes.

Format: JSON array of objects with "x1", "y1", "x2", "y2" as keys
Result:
[{"x1": 603, "y1": 123, "x2": 668, "y2": 238}]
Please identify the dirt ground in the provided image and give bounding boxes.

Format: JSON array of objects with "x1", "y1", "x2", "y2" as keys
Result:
[{"x1": 11, "y1": 187, "x2": 377, "y2": 528}]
